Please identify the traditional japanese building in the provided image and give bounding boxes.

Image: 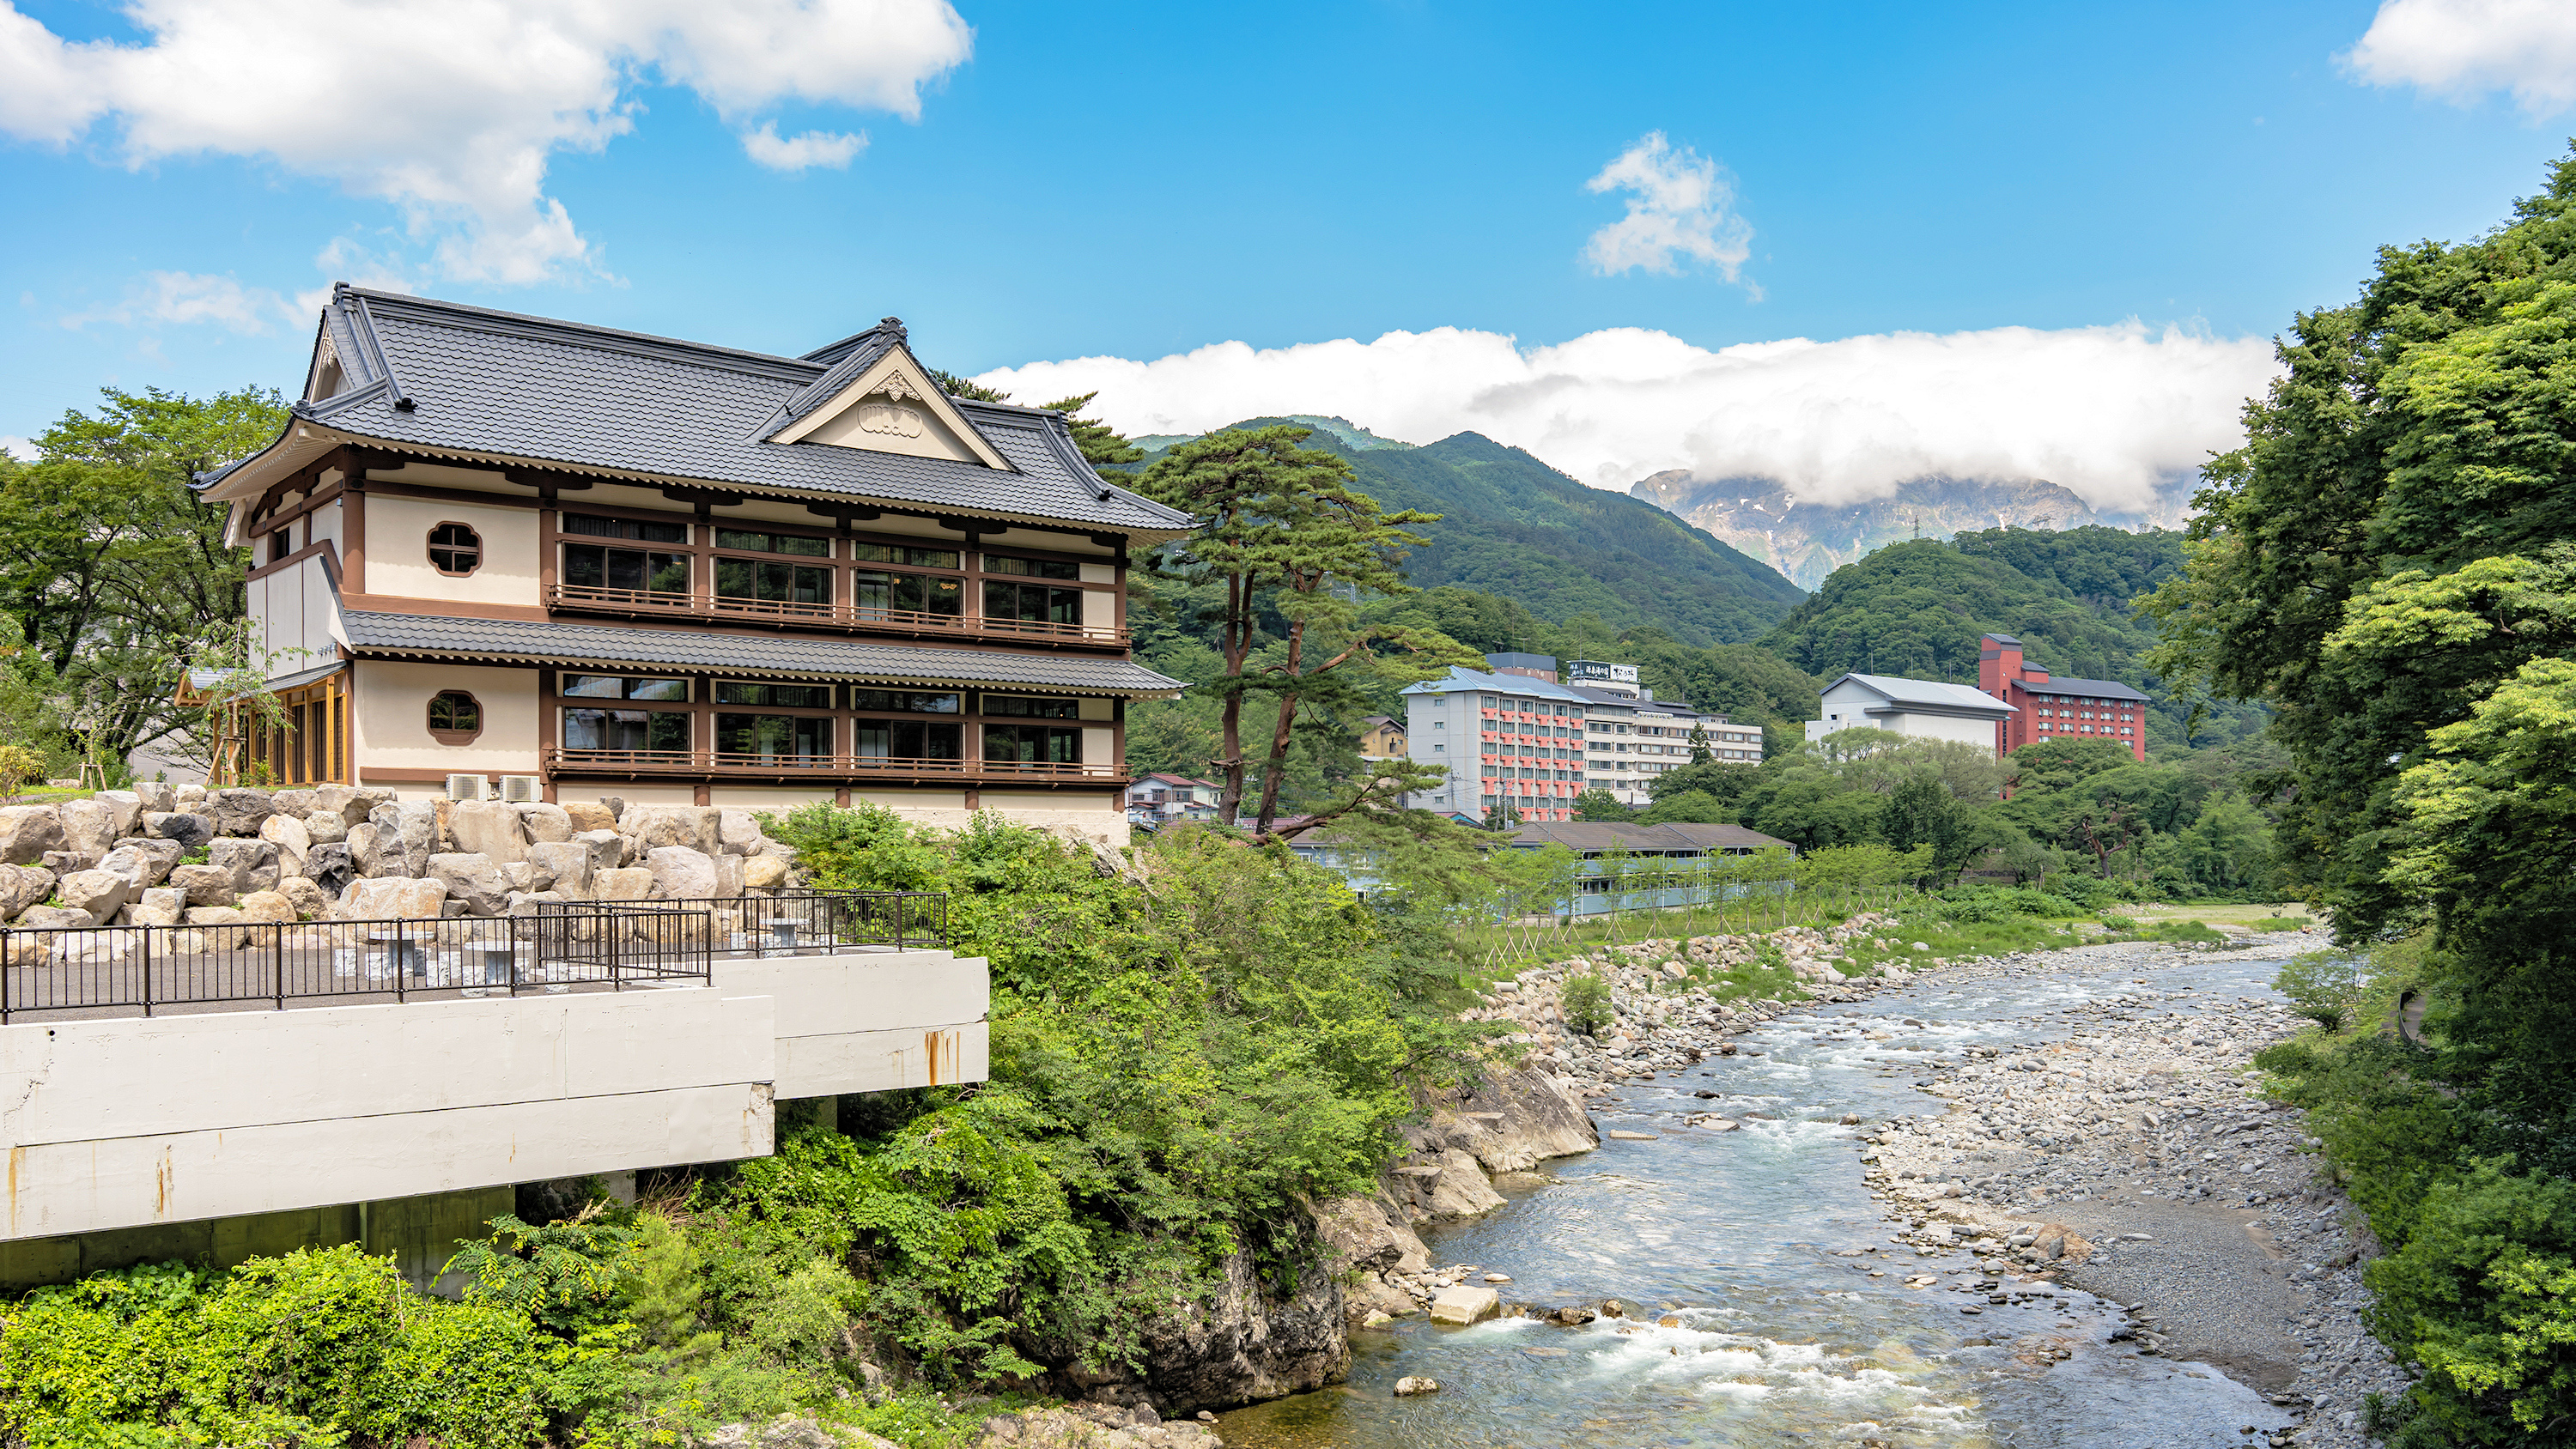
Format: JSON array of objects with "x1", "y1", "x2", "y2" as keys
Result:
[
  {"x1": 198, "y1": 285, "x2": 1193, "y2": 840},
  {"x1": 1977, "y1": 633, "x2": 2149, "y2": 761}
]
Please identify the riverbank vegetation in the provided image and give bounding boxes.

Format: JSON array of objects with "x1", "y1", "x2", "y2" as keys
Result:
[
  {"x1": 0, "y1": 813, "x2": 1496, "y2": 1446},
  {"x1": 2151, "y1": 149, "x2": 2576, "y2": 1447}
]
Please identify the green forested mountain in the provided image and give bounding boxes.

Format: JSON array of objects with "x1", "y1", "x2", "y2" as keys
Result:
[
  {"x1": 1131, "y1": 420, "x2": 1805, "y2": 646},
  {"x1": 1759, "y1": 527, "x2": 2266, "y2": 753}
]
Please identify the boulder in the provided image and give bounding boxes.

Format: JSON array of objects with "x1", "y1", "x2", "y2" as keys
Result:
[
  {"x1": 313, "y1": 785, "x2": 392, "y2": 826},
  {"x1": 209, "y1": 788, "x2": 276, "y2": 837},
  {"x1": 369, "y1": 801, "x2": 440, "y2": 877},
  {"x1": 561, "y1": 800, "x2": 618, "y2": 834},
  {"x1": 0, "y1": 805, "x2": 64, "y2": 864},
  {"x1": 134, "y1": 782, "x2": 175, "y2": 812},
  {"x1": 742, "y1": 855, "x2": 792, "y2": 891},
  {"x1": 526, "y1": 841, "x2": 593, "y2": 900},
  {"x1": 514, "y1": 803, "x2": 574, "y2": 844},
  {"x1": 1314, "y1": 1194, "x2": 1432, "y2": 1277},
  {"x1": 1392, "y1": 1376, "x2": 1441, "y2": 1397},
  {"x1": 169, "y1": 864, "x2": 240, "y2": 907},
  {"x1": 99, "y1": 840, "x2": 181, "y2": 889},
  {"x1": 303, "y1": 843, "x2": 355, "y2": 896},
  {"x1": 129, "y1": 887, "x2": 185, "y2": 927},
  {"x1": 592, "y1": 867, "x2": 655, "y2": 902},
  {"x1": 259, "y1": 812, "x2": 313, "y2": 866},
  {"x1": 57, "y1": 799, "x2": 118, "y2": 860},
  {"x1": 718, "y1": 809, "x2": 764, "y2": 856},
  {"x1": 711, "y1": 852, "x2": 744, "y2": 900},
  {"x1": 143, "y1": 812, "x2": 214, "y2": 850},
  {"x1": 333, "y1": 876, "x2": 449, "y2": 921},
  {"x1": 40, "y1": 851, "x2": 96, "y2": 876},
  {"x1": 504, "y1": 890, "x2": 570, "y2": 916},
  {"x1": 501, "y1": 861, "x2": 534, "y2": 894},
  {"x1": 279, "y1": 876, "x2": 332, "y2": 919},
  {"x1": 207, "y1": 839, "x2": 281, "y2": 894},
  {"x1": 270, "y1": 788, "x2": 319, "y2": 817},
  {"x1": 17, "y1": 904, "x2": 94, "y2": 931},
  {"x1": 301, "y1": 809, "x2": 349, "y2": 845},
  {"x1": 0, "y1": 863, "x2": 57, "y2": 919},
  {"x1": 343, "y1": 822, "x2": 384, "y2": 877},
  {"x1": 623, "y1": 804, "x2": 719, "y2": 856},
  {"x1": 55, "y1": 870, "x2": 132, "y2": 921},
  {"x1": 1426, "y1": 1287, "x2": 1500, "y2": 1326},
  {"x1": 93, "y1": 791, "x2": 143, "y2": 835},
  {"x1": 174, "y1": 785, "x2": 206, "y2": 808},
  {"x1": 182, "y1": 905, "x2": 247, "y2": 950},
  {"x1": 426, "y1": 852, "x2": 510, "y2": 917},
  {"x1": 643, "y1": 846, "x2": 720, "y2": 901},
  {"x1": 573, "y1": 828, "x2": 627, "y2": 870},
  {"x1": 236, "y1": 890, "x2": 296, "y2": 925},
  {"x1": 445, "y1": 799, "x2": 529, "y2": 864}
]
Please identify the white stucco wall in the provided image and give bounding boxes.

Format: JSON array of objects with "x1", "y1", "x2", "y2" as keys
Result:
[
  {"x1": 355, "y1": 660, "x2": 540, "y2": 776},
  {"x1": 249, "y1": 553, "x2": 342, "y2": 675},
  {"x1": 1806, "y1": 680, "x2": 2006, "y2": 753},
  {"x1": 363, "y1": 494, "x2": 540, "y2": 606}
]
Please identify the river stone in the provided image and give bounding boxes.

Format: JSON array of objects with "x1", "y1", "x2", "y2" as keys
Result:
[
  {"x1": 0, "y1": 805, "x2": 64, "y2": 864},
  {"x1": 446, "y1": 799, "x2": 528, "y2": 864},
  {"x1": 1392, "y1": 1376, "x2": 1440, "y2": 1397},
  {"x1": 1427, "y1": 1288, "x2": 1499, "y2": 1325},
  {"x1": 143, "y1": 812, "x2": 213, "y2": 850},
  {"x1": 168, "y1": 864, "x2": 239, "y2": 907},
  {"x1": 55, "y1": 870, "x2": 131, "y2": 921},
  {"x1": 210, "y1": 788, "x2": 276, "y2": 837},
  {"x1": 427, "y1": 852, "x2": 509, "y2": 917},
  {"x1": 334, "y1": 876, "x2": 449, "y2": 921}
]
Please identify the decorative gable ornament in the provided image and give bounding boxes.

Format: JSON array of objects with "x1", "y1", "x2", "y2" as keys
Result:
[
  {"x1": 857, "y1": 403, "x2": 927, "y2": 439},
  {"x1": 767, "y1": 348, "x2": 1012, "y2": 470}
]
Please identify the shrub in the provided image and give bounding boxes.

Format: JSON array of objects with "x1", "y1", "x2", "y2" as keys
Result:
[
  {"x1": 2364, "y1": 1161, "x2": 2576, "y2": 1445},
  {"x1": 1560, "y1": 971, "x2": 1614, "y2": 1036},
  {"x1": 2277, "y1": 949, "x2": 2369, "y2": 1034}
]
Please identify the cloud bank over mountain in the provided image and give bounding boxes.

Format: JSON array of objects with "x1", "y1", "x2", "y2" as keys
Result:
[{"x1": 978, "y1": 320, "x2": 2280, "y2": 512}]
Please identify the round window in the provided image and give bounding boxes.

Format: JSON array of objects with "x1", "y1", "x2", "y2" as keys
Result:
[{"x1": 429, "y1": 522, "x2": 482, "y2": 575}]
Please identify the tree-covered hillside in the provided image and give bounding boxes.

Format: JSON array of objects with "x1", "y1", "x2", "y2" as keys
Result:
[
  {"x1": 1760, "y1": 527, "x2": 2266, "y2": 753},
  {"x1": 1133, "y1": 421, "x2": 1805, "y2": 646}
]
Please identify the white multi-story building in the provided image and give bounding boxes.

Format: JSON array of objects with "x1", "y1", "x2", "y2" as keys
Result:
[
  {"x1": 1564, "y1": 659, "x2": 1762, "y2": 808},
  {"x1": 1398, "y1": 664, "x2": 1592, "y2": 822},
  {"x1": 1804, "y1": 672, "x2": 2017, "y2": 754}
]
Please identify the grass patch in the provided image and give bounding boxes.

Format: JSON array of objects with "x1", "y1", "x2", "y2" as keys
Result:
[{"x1": 2246, "y1": 916, "x2": 2311, "y2": 932}]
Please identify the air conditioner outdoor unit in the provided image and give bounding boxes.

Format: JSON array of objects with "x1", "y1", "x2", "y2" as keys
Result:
[
  {"x1": 498, "y1": 774, "x2": 543, "y2": 803},
  {"x1": 445, "y1": 773, "x2": 488, "y2": 801}
]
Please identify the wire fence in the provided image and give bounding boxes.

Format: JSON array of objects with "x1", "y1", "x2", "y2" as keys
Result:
[{"x1": 0, "y1": 891, "x2": 947, "y2": 1023}]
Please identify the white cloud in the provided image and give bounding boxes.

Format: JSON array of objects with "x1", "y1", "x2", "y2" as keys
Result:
[
  {"x1": 60, "y1": 270, "x2": 300, "y2": 334},
  {"x1": 0, "y1": 0, "x2": 972, "y2": 284},
  {"x1": 0, "y1": 435, "x2": 31, "y2": 463},
  {"x1": 2344, "y1": 0, "x2": 2576, "y2": 116},
  {"x1": 978, "y1": 320, "x2": 2281, "y2": 513},
  {"x1": 742, "y1": 122, "x2": 868, "y2": 171},
  {"x1": 1583, "y1": 131, "x2": 1754, "y2": 288}
]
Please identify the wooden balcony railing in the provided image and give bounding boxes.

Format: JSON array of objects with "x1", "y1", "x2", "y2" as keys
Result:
[
  {"x1": 545, "y1": 585, "x2": 1126, "y2": 646},
  {"x1": 544, "y1": 747, "x2": 1122, "y2": 781}
]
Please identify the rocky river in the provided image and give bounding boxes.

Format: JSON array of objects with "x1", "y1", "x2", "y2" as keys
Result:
[{"x1": 1211, "y1": 928, "x2": 2407, "y2": 1449}]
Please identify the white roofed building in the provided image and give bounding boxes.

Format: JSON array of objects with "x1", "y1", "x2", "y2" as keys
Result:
[{"x1": 1804, "y1": 672, "x2": 2016, "y2": 756}]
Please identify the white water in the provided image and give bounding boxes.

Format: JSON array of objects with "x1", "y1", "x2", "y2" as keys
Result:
[{"x1": 1219, "y1": 955, "x2": 2299, "y2": 1448}]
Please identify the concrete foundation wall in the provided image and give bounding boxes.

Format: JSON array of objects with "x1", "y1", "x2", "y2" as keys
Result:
[
  {"x1": 0, "y1": 989, "x2": 774, "y2": 1241},
  {"x1": 0, "y1": 1185, "x2": 512, "y2": 1296},
  {"x1": 713, "y1": 949, "x2": 989, "y2": 1098}
]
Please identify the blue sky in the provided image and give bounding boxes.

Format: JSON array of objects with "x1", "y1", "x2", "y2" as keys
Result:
[{"x1": 3, "y1": 0, "x2": 2571, "y2": 502}]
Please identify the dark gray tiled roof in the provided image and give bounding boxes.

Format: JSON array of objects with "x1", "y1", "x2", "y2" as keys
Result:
[
  {"x1": 2014, "y1": 675, "x2": 2150, "y2": 701},
  {"x1": 286, "y1": 288, "x2": 1190, "y2": 535},
  {"x1": 341, "y1": 612, "x2": 1185, "y2": 695}
]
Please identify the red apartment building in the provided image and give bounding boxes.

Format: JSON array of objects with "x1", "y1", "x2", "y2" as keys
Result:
[{"x1": 1977, "y1": 633, "x2": 2148, "y2": 761}]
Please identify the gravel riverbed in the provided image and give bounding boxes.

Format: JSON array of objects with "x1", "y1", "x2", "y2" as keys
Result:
[{"x1": 1455, "y1": 925, "x2": 2409, "y2": 1449}]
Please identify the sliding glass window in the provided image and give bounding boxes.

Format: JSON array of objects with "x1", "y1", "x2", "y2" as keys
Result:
[
  {"x1": 715, "y1": 714, "x2": 831, "y2": 763},
  {"x1": 853, "y1": 718, "x2": 962, "y2": 761},
  {"x1": 562, "y1": 514, "x2": 690, "y2": 597},
  {"x1": 715, "y1": 556, "x2": 832, "y2": 610},
  {"x1": 852, "y1": 570, "x2": 963, "y2": 619}
]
